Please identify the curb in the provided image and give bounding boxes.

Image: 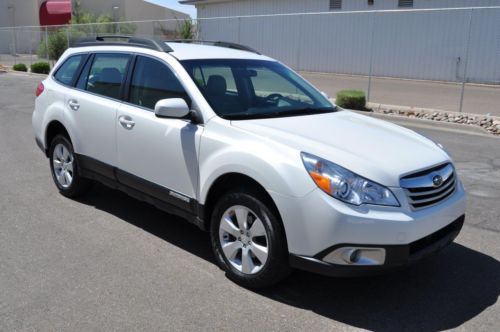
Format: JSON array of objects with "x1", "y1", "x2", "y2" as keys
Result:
[
  {"x1": 354, "y1": 111, "x2": 498, "y2": 138},
  {"x1": 2, "y1": 69, "x2": 49, "y2": 78},
  {"x1": 366, "y1": 102, "x2": 500, "y2": 120}
]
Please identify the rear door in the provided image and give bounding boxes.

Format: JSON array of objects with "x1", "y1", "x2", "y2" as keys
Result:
[{"x1": 65, "y1": 52, "x2": 131, "y2": 175}]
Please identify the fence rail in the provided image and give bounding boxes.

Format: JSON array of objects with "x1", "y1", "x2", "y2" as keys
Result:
[{"x1": 1, "y1": 7, "x2": 499, "y2": 114}]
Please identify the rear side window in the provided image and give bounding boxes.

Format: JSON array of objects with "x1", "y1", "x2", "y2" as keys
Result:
[
  {"x1": 53, "y1": 55, "x2": 85, "y2": 86},
  {"x1": 129, "y1": 56, "x2": 190, "y2": 110},
  {"x1": 83, "y1": 53, "x2": 131, "y2": 100}
]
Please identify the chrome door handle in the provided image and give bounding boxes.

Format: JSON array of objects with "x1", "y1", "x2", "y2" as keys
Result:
[
  {"x1": 119, "y1": 115, "x2": 135, "y2": 130},
  {"x1": 68, "y1": 99, "x2": 80, "y2": 111}
]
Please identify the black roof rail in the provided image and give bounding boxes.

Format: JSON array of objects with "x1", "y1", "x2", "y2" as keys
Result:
[
  {"x1": 74, "y1": 35, "x2": 174, "y2": 52},
  {"x1": 166, "y1": 39, "x2": 261, "y2": 54},
  {"x1": 73, "y1": 35, "x2": 260, "y2": 55}
]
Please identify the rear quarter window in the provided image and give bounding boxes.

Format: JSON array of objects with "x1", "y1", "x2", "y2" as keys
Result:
[{"x1": 53, "y1": 55, "x2": 85, "y2": 86}]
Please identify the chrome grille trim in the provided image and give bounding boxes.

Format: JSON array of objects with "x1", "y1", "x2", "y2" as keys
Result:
[{"x1": 400, "y1": 163, "x2": 457, "y2": 210}]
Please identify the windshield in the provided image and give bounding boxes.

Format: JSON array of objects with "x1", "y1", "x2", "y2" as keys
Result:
[{"x1": 181, "y1": 59, "x2": 336, "y2": 120}]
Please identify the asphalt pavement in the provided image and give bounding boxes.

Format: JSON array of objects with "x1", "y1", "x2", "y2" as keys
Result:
[{"x1": 0, "y1": 72, "x2": 498, "y2": 331}]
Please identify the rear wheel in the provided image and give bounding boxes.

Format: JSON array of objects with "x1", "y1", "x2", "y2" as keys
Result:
[
  {"x1": 49, "y1": 135, "x2": 91, "y2": 197},
  {"x1": 210, "y1": 190, "x2": 291, "y2": 288}
]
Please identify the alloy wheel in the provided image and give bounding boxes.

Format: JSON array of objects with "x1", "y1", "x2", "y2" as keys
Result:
[
  {"x1": 219, "y1": 205, "x2": 269, "y2": 274},
  {"x1": 52, "y1": 143, "x2": 74, "y2": 188}
]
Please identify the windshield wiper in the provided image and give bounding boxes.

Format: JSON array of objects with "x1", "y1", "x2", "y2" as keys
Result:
[{"x1": 222, "y1": 107, "x2": 336, "y2": 120}]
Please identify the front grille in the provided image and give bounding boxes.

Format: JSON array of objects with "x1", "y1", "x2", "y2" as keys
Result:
[{"x1": 400, "y1": 163, "x2": 457, "y2": 210}]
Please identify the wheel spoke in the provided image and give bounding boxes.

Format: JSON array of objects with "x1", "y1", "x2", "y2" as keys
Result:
[
  {"x1": 53, "y1": 159, "x2": 63, "y2": 170},
  {"x1": 222, "y1": 241, "x2": 241, "y2": 260},
  {"x1": 55, "y1": 145, "x2": 64, "y2": 160},
  {"x1": 234, "y1": 207, "x2": 248, "y2": 230},
  {"x1": 241, "y1": 247, "x2": 254, "y2": 274},
  {"x1": 249, "y1": 218, "x2": 266, "y2": 237},
  {"x1": 62, "y1": 146, "x2": 70, "y2": 161},
  {"x1": 250, "y1": 243, "x2": 268, "y2": 265},
  {"x1": 56, "y1": 170, "x2": 65, "y2": 184},
  {"x1": 63, "y1": 171, "x2": 72, "y2": 185},
  {"x1": 66, "y1": 161, "x2": 74, "y2": 173},
  {"x1": 220, "y1": 216, "x2": 240, "y2": 238}
]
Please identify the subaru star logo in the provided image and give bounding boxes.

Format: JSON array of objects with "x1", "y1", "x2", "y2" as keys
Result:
[{"x1": 432, "y1": 175, "x2": 444, "y2": 187}]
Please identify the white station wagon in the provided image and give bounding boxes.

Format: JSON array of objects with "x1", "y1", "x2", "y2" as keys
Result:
[{"x1": 32, "y1": 36, "x2": 466, "y2": 288}]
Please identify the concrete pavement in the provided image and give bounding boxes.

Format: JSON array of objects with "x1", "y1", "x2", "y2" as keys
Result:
[{"x1": 0, "y1": 72, "x2": 498, "y2": 331}]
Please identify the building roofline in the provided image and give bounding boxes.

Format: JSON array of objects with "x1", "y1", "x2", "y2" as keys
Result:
[{"x1": 179, "y1": 0, "x2": 232, "y2": 5}]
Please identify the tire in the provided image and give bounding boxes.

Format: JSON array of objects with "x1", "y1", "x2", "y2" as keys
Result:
[
  {"x1": 49, "y1": 134, "x2": 91, "y2": 198},
  {"x1": 210, "y1": 189, "x2": 291, "y2": 289}
]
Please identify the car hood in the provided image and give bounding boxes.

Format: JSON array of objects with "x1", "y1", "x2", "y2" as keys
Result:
[{"x1": 231, "y1": 111, "x2": 450, "y2": 187}]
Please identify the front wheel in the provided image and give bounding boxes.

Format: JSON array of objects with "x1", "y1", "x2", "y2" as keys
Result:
[
  {"x1": 49, "y1": 135, "x2": 91, "y2": 198},
  {"x1": 210, "y1": 190, "x2": 291, "y2": 289}
]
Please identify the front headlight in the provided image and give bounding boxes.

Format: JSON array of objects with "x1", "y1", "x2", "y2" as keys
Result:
[{"x1": 301, "y1": 152, "x2": 400, "y2": 207}]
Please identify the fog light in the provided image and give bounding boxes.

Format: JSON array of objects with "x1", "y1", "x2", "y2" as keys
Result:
[{"x1": 323, "y1": 247, "x2": 386, "y2": 266}]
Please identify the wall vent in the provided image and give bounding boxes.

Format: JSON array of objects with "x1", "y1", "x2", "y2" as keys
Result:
[
  {"x1": 398, "y1": 0, "x2": 414, "y2": 7},
  {"x1": 329, "y1": 0, "x2": 342, "y2": 10}
]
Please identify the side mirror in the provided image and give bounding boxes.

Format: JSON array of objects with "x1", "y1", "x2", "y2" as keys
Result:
[{"x1": 154, "y1": 98, "x2": 190, "y2": 119}]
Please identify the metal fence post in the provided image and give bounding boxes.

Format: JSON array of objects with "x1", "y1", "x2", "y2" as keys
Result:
[
  {"x1": 12, "y1": 28, "x2": 17, "y2": 65},
  {"x1": 237, "y1": 17, "x2": 241, "y2": 43},
  {"x1": 296, "y1": 15, "x2": 303, "y2": 71},
  {"x1": 30, "y1": 30, "x2": 33, "y2": 72},
  {"x1": 66, "y1": 26, "x2": 70, "y2": 49},
  {"x1": 44, "y1": 26, "x2": 49, "y2": 61},
  {"x1": 367, "y1": 12, "x2": 377, "y2": 103},
  {"x1": 458, "y1": 8, "x2": 474, "y2": 113}
]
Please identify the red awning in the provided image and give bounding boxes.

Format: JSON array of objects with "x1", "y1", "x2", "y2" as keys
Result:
[{"x1": 39, "y1": 0, "x2": 72, "y2": 26}]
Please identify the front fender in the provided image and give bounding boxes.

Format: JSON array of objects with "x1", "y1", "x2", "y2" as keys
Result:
[{"x1": 198, "y1": 119, "x2": 316, "y2": 204}]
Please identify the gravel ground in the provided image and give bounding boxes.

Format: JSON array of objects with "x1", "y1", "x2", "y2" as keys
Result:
[{"x1": 0, "y1": 72, "x2": 498, "y2": 331}]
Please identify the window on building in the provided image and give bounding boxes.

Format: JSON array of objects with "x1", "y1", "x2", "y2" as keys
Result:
[
  {"x1": 398, "y1": 0, "x2": 413, "y2": 8},
  {"x1": 368, "y1": 0, "x2": 374, "y2": 6},
  {"x1": 329, "y1": 0, "x2": 342, "y2": 10}
]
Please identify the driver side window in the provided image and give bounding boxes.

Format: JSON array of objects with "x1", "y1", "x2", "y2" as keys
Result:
[{"x1": 129, "y1": 56, "x2": 190, "y2": 110}]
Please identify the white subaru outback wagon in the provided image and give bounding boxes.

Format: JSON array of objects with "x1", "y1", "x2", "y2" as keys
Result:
[{"x1": 32, "y1": 36, "x2": 466, "y2": 288}]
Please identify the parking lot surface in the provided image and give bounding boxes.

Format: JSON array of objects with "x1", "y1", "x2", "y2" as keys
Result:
[{"x1": 0, "y1": 72, "x2": 498, "y2": 331}]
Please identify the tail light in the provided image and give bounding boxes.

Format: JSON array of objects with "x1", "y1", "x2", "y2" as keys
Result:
[{"x1": 35, "y1": 82, "x2": 44, "y2": 97}]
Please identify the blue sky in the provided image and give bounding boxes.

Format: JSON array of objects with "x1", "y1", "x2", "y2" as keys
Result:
[{"x1": 145, "y1": 0, "x2": 197, "y2": 18}]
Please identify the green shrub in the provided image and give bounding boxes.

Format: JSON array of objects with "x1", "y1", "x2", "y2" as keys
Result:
[
  {"x1": 13, "y1": 63, "x2": 28, "y2": 72},
  {"x1": 178, "y1": 19, "x2": 194, "y2": 39},
  {"x1": 336, "y1": 90, "x2": 366, "y2": 110},
  {"x1": 31, "y1": 62, "x2": 51, "y2": 74},
  {"x1": 37, "y1": 29, "x2": 68, "y2": 61}
]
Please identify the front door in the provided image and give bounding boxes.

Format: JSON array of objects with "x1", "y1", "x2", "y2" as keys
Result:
[{"x1": 116, "y1": 55, "x2": 203, "y2": 205}]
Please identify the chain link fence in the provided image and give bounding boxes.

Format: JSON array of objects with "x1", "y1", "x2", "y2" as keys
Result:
[{"x1": 1, "y1": 7, "x2": 499, "y2": 115}]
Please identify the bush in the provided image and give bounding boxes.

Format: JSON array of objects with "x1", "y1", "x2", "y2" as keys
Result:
[
  {"x1": 178, "y1": 19, "x2": 194, "y2": 39},
  {"x1": 31, "y1": 62, "x2": 51, "y2": 74},
  {"x1": 336, "y1": 90, "x2": 366, "y2": 110},
  {"x1": 37, "y1": 29, "x2": 68, "y2": 61},
  {"x1": 13, "y1": 63, "x2": 28, "y2": 72}
]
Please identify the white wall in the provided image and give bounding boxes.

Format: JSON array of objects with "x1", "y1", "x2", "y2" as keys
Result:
[
  {"x1": 195, "y1": 2, "x2": 500, "y2": 83},
  {"x1": 196, "y1": 0, "x2": 500, "y2": 18},
  {"x1": 0, "y1": 0, "x2": 39, "y2": 53}
]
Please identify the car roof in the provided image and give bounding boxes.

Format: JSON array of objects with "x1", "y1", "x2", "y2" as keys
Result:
[
  {"x1": 166, "y1": 42, "x2": 273, "y2": 61},
  {"x1": 70, "y1": 37, "x2": 275, "y2": 62}
]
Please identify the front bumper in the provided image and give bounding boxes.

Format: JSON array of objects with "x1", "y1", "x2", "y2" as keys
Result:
[{"x1": 290, "y1": 214, "x2": 464, "y2": 277}]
